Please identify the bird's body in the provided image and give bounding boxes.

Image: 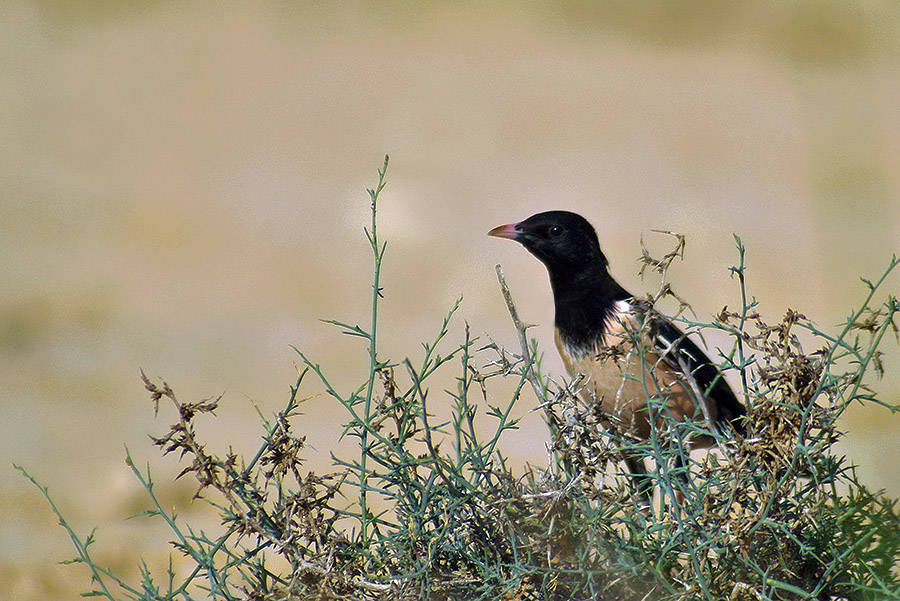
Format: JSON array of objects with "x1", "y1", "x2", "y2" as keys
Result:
[
  {"x1": 554, "y1": 302, "x2": 709, "y2": 445},
  {"x1": 489, "y1": 211, "x2": 744, "y2": 496}
]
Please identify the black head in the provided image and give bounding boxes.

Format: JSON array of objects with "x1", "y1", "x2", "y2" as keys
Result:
[
  {"x1": 490, "y1": 211, "x2": 629, "y2": 345},
  {"x1": 488, "y1": 210, "x2": 608, "y2": 275}
]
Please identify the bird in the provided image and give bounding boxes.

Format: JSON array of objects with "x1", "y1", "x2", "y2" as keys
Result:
[{"x1": 488, "y1": 210, "x2": 745, "y2": 501}]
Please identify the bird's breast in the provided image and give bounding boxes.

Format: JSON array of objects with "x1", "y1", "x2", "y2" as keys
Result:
[{"x1": 553, "y1": 301, "x2": 714, "y2": 446}]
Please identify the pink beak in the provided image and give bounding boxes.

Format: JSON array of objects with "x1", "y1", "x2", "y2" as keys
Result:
[{"x1": 487, "y1": 223, "x2": 520, "y2": 240}]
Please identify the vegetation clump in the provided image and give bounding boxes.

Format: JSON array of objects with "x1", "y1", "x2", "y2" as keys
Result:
[{"x1": 19, "y1": 157, "x2": 900, "y2": 600}]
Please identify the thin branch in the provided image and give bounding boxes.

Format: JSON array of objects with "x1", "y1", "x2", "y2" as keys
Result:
[{"x1": 495, "y1": 264, "x2": 548, "y2": 404}]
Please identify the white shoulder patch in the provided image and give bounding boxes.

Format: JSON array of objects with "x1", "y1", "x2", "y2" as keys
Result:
[{"x1": 603, "y1": 299, "x2": 635, "y2": 329}]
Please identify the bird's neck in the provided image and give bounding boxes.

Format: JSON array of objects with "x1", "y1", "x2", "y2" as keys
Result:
[{"x1": 550, "y1": 265, "x2": 629, "y2": 349}]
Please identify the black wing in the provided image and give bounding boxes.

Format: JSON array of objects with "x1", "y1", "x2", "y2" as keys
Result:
[{"x1": 651, "y1": 316, "x2": 746, "y2": 436}]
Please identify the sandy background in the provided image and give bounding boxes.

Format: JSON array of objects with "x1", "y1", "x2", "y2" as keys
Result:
[{"x1": 2, "y1": 2, "x2": 899, "y2": 598}]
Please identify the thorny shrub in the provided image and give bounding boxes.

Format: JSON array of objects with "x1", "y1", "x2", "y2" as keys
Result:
[{"x1": 20, "y1": 157, "x2": 900, "y2": 601}]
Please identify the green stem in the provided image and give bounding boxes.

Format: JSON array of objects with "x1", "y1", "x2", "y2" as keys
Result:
[
  {"x1": 359, "y1": 154, "x2": 390, "y2": 545},
  {"x1": 731, "y1": 234, "x2": 752, "y2": 400},
  {"x1": 812, "y1": 255, "x2": 899, "y2": 403}
]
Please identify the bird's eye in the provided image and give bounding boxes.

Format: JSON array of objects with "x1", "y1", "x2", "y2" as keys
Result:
[{"x1": 548, "y1": 225, "x2": 563, "y2": 238}]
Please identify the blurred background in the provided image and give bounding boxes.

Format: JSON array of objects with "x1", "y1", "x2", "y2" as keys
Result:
[{"x1": 2, "y1": 2, "x2": 899, "y2": 598}]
